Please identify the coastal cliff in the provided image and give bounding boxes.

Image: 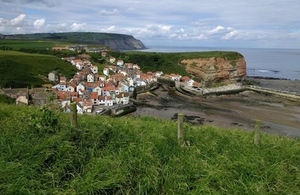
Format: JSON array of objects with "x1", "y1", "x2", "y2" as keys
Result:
[
  {"x1": 100, "y1": 36, "x2": 145, "y2": 50},
  {"x1": 181, "y1": 56, "x2": 246, "y2": 85}
]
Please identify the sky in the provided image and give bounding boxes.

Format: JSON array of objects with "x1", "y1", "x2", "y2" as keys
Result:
[{"x1": 1, "y1": 0, "x2": 300, "y2": 49}]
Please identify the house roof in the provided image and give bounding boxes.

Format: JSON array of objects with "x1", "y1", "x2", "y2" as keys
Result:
[
  {"x1": 116, "y1": 92, "x2": 129, "y2": 98},
  {"x1": 73, "y1": 97, "x2": 83, "y2": 103},
  {"x1": 67, "y1": 81, "x2": 77, "y2": 88},
  {"x1": 86, "y1": 82, "x2": 95, "y2": 88},
  {"x1": 89, "y1": 92, "x2": 98, "y2": 99},
  {"x1": 83, "y1": 100, "x2": 93, "y2": 107},
  {"x1": 102, "y1": 85, "x2": 115, "y2": 91},
  {"x1": 56, "y1": 91, "x2": 70, "y2": 100},
  {"x1": 124, "y1": 63, "x2": 133, "y2": 68},
  {"x1": 70, "y1": 92, "x2": 78, "y2": 96},
  {"x1": 99, "y1": 95, "x2": 106, "y2": 100},
  {"x1": 180, "y1": 76, "x2": 190, "y2": 81}
]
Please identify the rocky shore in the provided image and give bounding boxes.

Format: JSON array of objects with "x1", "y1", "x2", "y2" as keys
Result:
[{"x1": 129, "y1": 77, "x2": 300, "y2": 138}]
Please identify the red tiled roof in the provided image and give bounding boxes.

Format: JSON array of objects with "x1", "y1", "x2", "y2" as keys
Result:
[
  {"x1": 86, "y1": 82, "x2": 95, "y2": 88},
  {"x1": 99, "y1": 95, "x2": 106, "y2": 100},
  {"x1": 102, "y1": 85, "x2": 115, "y2": 91},
  {"x1": 180, "y1": 76, "x2": 190, "y2": 81},
  {"x1": 84, "y1": 100, "x2": 92, "y2": 106},
  {"x1": 56, "y1": 91, "x2": 70, "y2": 100},
  {"x1": 89, "y1": 92, "x2": 98, "y2": 99},
  {"x1": 73, "y1": 97, "x2": 83, "y2": 103},
  {"x1": 70, "y1": 92, "x2": 78, "y2": 96}
]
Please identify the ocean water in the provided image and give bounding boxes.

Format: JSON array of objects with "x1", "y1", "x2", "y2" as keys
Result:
[{"x1": 141, "y1": 46, "x2": 300, "y2": 80}]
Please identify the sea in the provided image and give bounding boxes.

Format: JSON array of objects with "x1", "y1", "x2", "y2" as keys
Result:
[{"x1": 140, "y1": 46, "x2": 300, "y2": 81}]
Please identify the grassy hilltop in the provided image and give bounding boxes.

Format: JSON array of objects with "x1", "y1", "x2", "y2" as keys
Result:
[
  {"x1": 0, "y1": 103, "x2": 299, "y2": 194},
  {"x1": 0, "y1": 50, "x2": 76, "y2": 88},
  {"x1": 0, "y1": 32, "x2": 146, "y2": 50}
]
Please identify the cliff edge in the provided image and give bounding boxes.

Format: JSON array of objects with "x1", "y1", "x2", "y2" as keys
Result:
[{"x1": 181, "y1": 56, "x2": 246, "y2": 85}]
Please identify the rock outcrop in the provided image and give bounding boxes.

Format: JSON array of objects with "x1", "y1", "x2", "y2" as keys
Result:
[{"x1": 181, "y1": 56, "x2": 246, "y2": 86}]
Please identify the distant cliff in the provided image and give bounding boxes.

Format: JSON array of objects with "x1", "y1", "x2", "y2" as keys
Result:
[
  {"x1": 100, "y1": 36, "x2": 146, "y2": 50},
  {"x1": 181, "y1": 55, "x2": 246, "y2": 85},
  {"x1": 0, "y1": 32, "x2": 146, "y2": 51}
]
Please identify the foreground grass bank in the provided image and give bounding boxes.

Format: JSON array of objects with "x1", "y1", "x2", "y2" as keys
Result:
[{"x1": 0, "y1": 103, "x2": 299, "y2": 194}]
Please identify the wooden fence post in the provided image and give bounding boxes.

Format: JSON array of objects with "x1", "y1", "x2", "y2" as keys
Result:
[
  {"x1": 254, "y1": 120, "x2": 261, "y2": 146},
  {"x1": 178, "y1": 113, "x2": 184, "y2": 145},
  {"x1": 70, "y1": 102, "x2": 78, "y2": 128}
]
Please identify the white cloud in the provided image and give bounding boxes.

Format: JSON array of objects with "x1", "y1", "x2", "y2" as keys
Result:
[
  {"x1": 209, "y1": 26, "x2": 225, "y2": 34},
  {"x1": 33, "y1": 18, "x2": 45, "y2": 29},
  {"x1": 99, "y1": 9, "x2": 119, "y2": 16},
  {"x1": 10, "y1": 14, "x2": 26, "y2": 26},
  {"x1": 222, "y1": 30, "x2": 238, "y2": 40},
  {"x1": 107, "y1": 25, "x2": 116, "y2": 32},
  {"x1": 70, "y1": 23, "x2": 85, "y2": 31},
  {"x1": 1, "y1": 0, "x2": 300, "y2": 48}
]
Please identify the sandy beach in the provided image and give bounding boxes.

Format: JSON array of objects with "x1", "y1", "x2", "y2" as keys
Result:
[{"x1": 129, "y1": 78, "x2": 300, "y2": 138}]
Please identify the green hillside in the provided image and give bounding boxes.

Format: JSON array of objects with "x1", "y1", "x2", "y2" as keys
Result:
[
  {"x1": 111, "y1": 50, "x2": 243, "y2": 76},
  {"x1": 1, "y1": 103, "x2": 299, "y2": 194},
  {"x1": 0, "y1": 32, "x2": 133, "y2": 43},
  {"x1": 0, "y1": 32, "x2": 146, "y2": 50},
  {"x1": 0, "y1": 50, "x2": 76, "y2": 88}
]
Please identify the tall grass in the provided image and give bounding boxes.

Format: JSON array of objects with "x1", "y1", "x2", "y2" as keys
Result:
[{"x1": 0, "y1": 103, "x2": 299, "y2": 194}]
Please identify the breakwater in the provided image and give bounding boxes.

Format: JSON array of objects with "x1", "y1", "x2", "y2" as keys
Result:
[
  {"x1": 175, "y1": 81, "x2": 300, "y2": 101},
  {"x1": 246, "y1": 85, "x2": 300, "y2": 101}
]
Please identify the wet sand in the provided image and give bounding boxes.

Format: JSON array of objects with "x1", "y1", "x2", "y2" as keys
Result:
[{"x1": 129, "y1": 78, "x2": 300, "y2": 138}]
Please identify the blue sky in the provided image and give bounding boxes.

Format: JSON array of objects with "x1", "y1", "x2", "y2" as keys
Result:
[{"x1": 1, "y1": 0, "x2": 300, "y2": 48}]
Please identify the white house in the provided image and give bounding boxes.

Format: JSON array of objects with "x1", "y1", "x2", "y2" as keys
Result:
[
  {"x1": 66, "y1": 82, "x2": 76, "y2": 92},
  {"x1": 115, "y1": 92, "x2": 130, "y2": 105},
  {"x1": 16, "y1": 95, "x2": 29, "y2": 105},
  {"x1": 48, "y1": 71, "x2": 58, "y2": 82},
  {"x1": 83, "y1": 100, "x2": 93, "y2": 113},
  {"x1": 76, "y1": 83, "x2": 85, "y2": 92},
  {"x1": 155, "y1": 71, "x2": 164, "y2": 78},
  {"x1": 103, "y1": 68, "x2": 109, "y2": 76},
  {"x1": 104, "y1": 96, "x2": 113, "y2": 106},
  {"x1": 76, "y1": 103, "x2": 84, "y2": 115},
  {"x1": 93, "y1": 86, "x2": 102, "y2": 96},
  {"x1": 90, "y1": 65, "x2": 98, "y2": 74},
  {"x1": 117, "y1": 59, "x2": 124, "y2": 66},
  {"x1": 87, "y1": 74, "x2": 94, "y2": 83}
]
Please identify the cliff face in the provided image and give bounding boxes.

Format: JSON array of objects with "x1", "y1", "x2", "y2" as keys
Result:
[
  {"x1": 181, "y1": 56, "x2": 246, "y2": 85},
  {"x1": 101, "y1": 37, "x2": 146, "y2": 50}
]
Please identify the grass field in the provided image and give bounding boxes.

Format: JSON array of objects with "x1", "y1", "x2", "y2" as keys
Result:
[
  {"x1": 0, "y1": 40, "x2": 60, "y2": 50},
  {"x1": 0, "y1": 50, "x2": 76, "y2": 88},
  {"x1": 0, "y1": 103, "x2": 299, "y2": 194}
]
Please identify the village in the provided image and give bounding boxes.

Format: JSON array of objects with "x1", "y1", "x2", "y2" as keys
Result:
[{"x1": 1, "y1": 49, "x2": 203, "y2": 115}]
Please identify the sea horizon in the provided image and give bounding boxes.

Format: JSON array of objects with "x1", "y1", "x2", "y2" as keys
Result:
[{"x1": 139, "y1": 45, "x2": 300, "y2": 81}]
